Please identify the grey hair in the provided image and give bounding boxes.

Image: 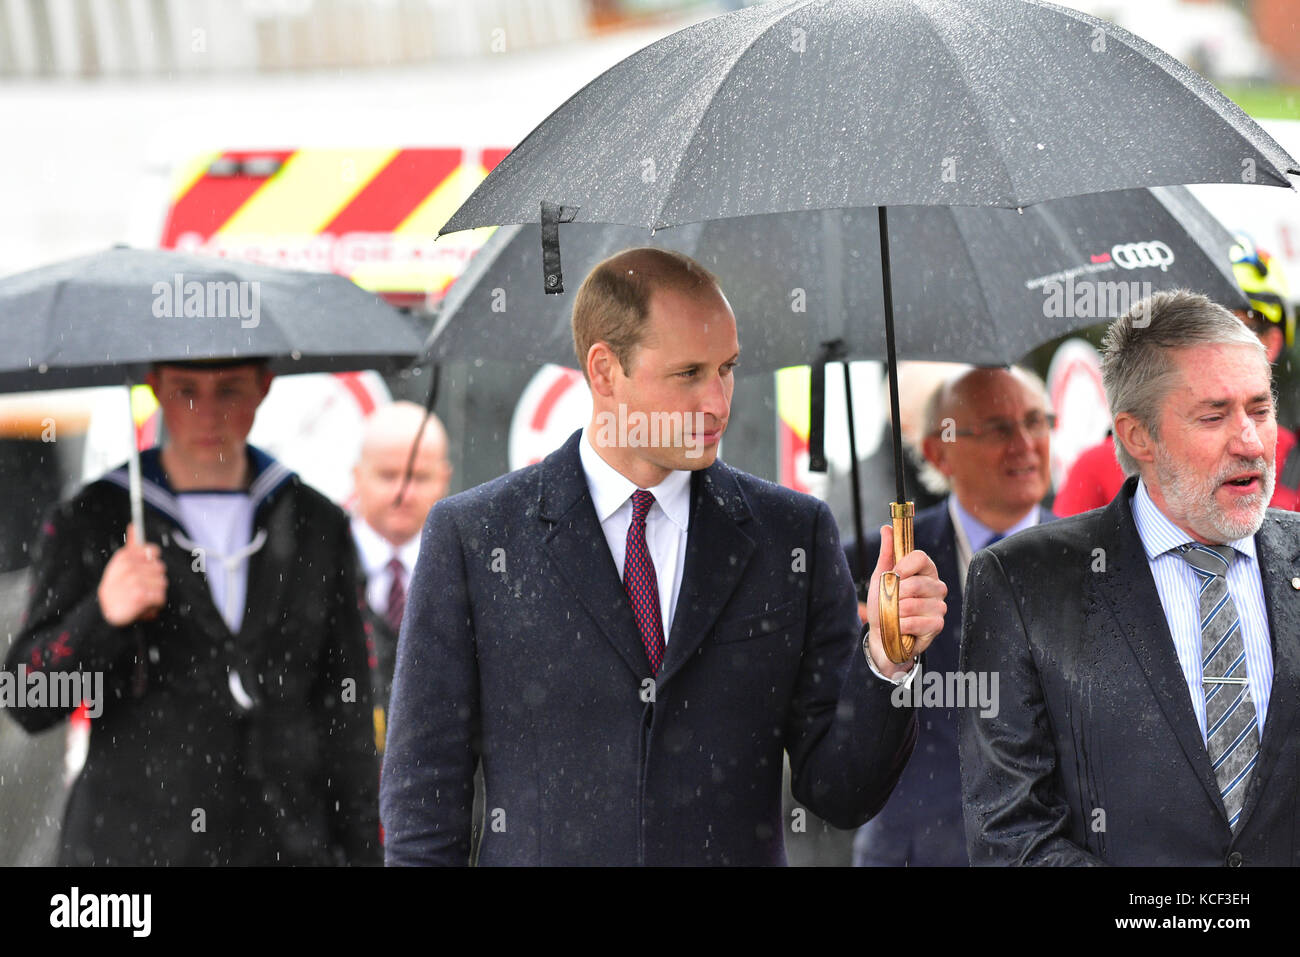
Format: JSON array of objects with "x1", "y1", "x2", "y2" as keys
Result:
[
  {"x1": 916, "y1": 365, "x2": 1051, "y2": 495},
  {"x1": 1101, "y1": 290, "x2": 1265, "y2": 476}
]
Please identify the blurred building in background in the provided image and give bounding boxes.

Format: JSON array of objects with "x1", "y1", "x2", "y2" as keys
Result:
[
  {"x1": 1074, "y1": 0, "x2": 1297, "y2": 84},
  {"x1": 0, "y1": 0, "x2": 720, "y2": 77},
  {"x1": 0, "y1": 0, "x2": 1295, "y2": 81},
  {"x1": 1254, "y1": 0, "x2": 1300, "y2": 83}
]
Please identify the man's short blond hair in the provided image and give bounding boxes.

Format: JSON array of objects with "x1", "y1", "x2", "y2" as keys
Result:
[{"x1": 572, "y1": 247, "x2": 720, "y2": 379}]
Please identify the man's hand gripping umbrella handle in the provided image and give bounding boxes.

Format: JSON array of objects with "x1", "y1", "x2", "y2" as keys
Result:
[{"x1": 879, "y1": 501, "x2": 915, "y2": 664}]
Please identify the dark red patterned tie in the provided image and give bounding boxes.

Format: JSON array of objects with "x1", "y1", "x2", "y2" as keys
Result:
[
  {"x1": 385, "y1": 556, "x2": 407, "y2": 634},
  {"x1": 624, "y1": 489, "x2": 665, "y2": 673}
]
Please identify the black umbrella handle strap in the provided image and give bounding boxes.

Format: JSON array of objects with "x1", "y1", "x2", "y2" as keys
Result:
[
  {"x1": 395, "y1": 364, "x2": 441, "y2": 508},
  {"x1": 540, "y1": 201, "x2": 579, "y2": 295},
  {"x1": 808, "y1": 339, "x2": 847, "y2": 473}
]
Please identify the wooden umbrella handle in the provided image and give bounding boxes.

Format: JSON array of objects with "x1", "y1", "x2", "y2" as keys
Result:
[{"x1": 878, "y1": 501, "x2": 915, "y2": 664}]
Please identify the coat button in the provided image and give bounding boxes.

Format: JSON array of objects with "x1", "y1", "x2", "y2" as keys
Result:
[
  {"x1": 1227, "y1": 851, "x2": 1243, "y2": 867},
  {"x1": 1291, "y1": 577, "x2": 1300, "y2": 590}
]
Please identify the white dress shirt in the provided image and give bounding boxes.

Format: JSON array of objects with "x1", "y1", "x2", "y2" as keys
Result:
[
  {"x1": 351, "y1": 516, "x2": 422, "y2": 617},
  {"x1": 578, "y1": 426, "x2": 691, "y2": 643},
  {"x1": 1131, "y1": 478, "x2": 1273, "y2": 744}
]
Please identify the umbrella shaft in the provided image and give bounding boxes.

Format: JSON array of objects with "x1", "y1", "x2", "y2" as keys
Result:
[
  {"x1": 126, "y1": 383, "x2": 145, "y2": 542},
  {"x1": 878, "y1": 207, "x2": 907, "y2": 505}
]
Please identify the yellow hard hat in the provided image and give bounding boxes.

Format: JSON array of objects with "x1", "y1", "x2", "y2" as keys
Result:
[{"x1": 1230, "y1": 232, "x2": 1294, "y2": 349}]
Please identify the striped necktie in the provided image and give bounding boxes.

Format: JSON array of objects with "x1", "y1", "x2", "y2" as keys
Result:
[
  {"x1": 1176, "y1": 542, "x2": 1258, "y2": 831},
  {"x1": 624, "y1": 490, "x2": 665, "y2": 674},
  {"x1": 385, "y1": 556, "x2": 407, "y2": 634}
]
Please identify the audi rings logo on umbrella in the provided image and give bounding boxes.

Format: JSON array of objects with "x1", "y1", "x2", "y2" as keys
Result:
[{"x1": 1111, "y1": 241, "x2": 1175, "y2": 272}]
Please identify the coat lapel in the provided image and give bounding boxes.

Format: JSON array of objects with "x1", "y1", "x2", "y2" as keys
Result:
[
  {"x1": 536, "y1": 433, "x2": 756, "y2": 686},
  {"x1": 538, "y1": 433, "x2": 653, "y2": 679},
  {"x1": 1087, "y1": 484, "x2": 1300, "y2": 832},
  {"x1": 1234, "y1": 513, "x2": 1300, "y2": 829},
  {"x1": 656, "y1": 464, "x2": 754, "y2": 688},
  {"x1": 1087, "y1": 479, "x2": 1225, "y2": 815}
]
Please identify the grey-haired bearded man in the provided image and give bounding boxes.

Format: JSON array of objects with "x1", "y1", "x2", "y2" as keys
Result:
[{"x1": 960, "y1": 290, "x2": 1300, "y2": 866}]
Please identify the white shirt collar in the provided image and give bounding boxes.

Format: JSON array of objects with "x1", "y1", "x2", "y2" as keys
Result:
[
  {"x1": 1131, "y1": 477, "x2": 1257, "y2": 562},
  {"x1": 350, "y1": 515, "x2": 422, "y2": 577},
  {"x1": 578, "y1": 426, "x2": 692, "y2": 531}
]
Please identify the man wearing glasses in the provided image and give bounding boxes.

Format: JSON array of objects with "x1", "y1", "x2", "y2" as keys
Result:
[{"x1": 851, "y1": 365, "x2": 1055, "y2": 867}]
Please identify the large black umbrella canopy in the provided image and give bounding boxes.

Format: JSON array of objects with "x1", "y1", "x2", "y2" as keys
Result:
[
  {"x1": 0, "y1": 246, "x2": 425, "y2": 392},
  {"x1": 428, "y1": 185, "x2": 1247, "y2": 370},
  {"x1": 441, "y1": 0, "x2": 1298, "y2": 234},
  {"x1": 0, "y1": 246, "x2": 425, "y2": 538}
]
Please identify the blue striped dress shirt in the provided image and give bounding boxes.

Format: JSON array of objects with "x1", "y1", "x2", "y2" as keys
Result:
[{"x1": 1131, "y1": 479, "x2": 1273, "y2": 744}]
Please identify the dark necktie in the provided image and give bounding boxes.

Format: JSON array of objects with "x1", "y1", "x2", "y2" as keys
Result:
[
  {"x1": 624, "y1": 490, "x2": 665, "y2": 674},
  {"x1": 1176, "y1": 542, "x2": 1258, "y2": 831},
  {"x1": 385, "y1": 556, "x2": 407, "y2": 634}
]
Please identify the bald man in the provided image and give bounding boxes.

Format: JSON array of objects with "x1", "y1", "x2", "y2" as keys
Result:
[
  {"x1": 351, "y1": 402, "x2": 452, "y2": 737},
  {"x1": 849, "y1": 365, "x2": 1056, "y2": 866}
]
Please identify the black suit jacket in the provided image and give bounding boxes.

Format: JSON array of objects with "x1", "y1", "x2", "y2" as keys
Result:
[
  {"x1": 380, "y1": 430, "x2": 917, "y2": 865},
  {"x1": 849, "y1": 499, "x2": 1054, "y2": 866},
  {"x1": 959, "y1": 476, "x2": 1300, "y2": 865}
]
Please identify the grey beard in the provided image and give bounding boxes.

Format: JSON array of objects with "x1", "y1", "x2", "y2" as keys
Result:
[{"x1": 1152, "y1": 450, "x2": 1274, "y2": 543}]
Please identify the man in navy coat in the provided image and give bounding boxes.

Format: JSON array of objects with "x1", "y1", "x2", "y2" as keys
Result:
[
  {"x1": 848, "y1": 366, "x2": 1056, "y2": 866},
  {"x1": 380, "y1": 248, "x2": 948, "y2": 865}
]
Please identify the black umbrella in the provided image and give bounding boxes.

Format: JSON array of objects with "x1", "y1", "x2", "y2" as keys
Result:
[
  {"x1": 0, "y1": 246, "x2": 425, "y2": 536},
  {"x1": 437, "y1": 0, "x2": 1299, "y2": 659},
  {"x1": 429, "y1": 185, "x2": 1247, "y2": 370},
  {"x1": 0, "y1": 246, "x2": 423, "y2": 389}
]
